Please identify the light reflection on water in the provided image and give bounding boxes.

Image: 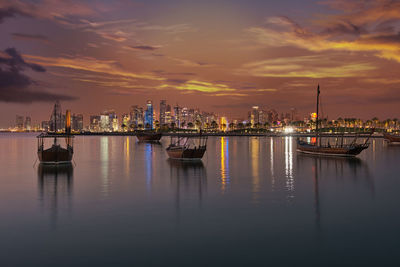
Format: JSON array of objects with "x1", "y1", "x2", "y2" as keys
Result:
[
  {"x1": 220, "y1": 137, "x2": 230, "y2": 193},
  {"x1": 0, "y1": 134, "x2": 400, "y2": 266},
  {"x1": 285, "y1": 137, "x2": 294, "y2": 198},
  {"x1": 100, "y1": 136, "x2": 110, "y2": 197}
]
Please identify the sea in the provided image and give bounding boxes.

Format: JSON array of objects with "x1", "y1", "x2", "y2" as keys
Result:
[{"x1": 0, "y1": 133, "x2": 399, "y2": 266}]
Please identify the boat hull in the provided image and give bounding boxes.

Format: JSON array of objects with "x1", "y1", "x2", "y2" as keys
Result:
[
  {"x1": 166, "y1": 147, "x2": 206, "y2": 160},
  {"x1": 136, "y1": 132, "x2": 162, "y2": 142},
  {"x1": 296, "y1": 141, "x2": 368, "y2": 157},
  {"x1": 383, "y1": 133, "x2": 400, "y2": 144},
  {"x1": 38, "y1": 145, "x2": 73, "y2": 164}
]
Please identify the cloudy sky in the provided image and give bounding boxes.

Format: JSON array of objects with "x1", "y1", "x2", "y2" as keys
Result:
[{"x1": 0, "y1": 0, "x2": 400, "y2": 126}]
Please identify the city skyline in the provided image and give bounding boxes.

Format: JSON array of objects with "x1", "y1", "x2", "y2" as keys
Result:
[{"x1": 1, "y1": 0, "x2": 400, "y2": 127}]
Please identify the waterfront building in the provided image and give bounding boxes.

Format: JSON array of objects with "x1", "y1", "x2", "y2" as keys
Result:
[
  {"x1": 24, "y1": 116, "x2": 31, "y2": 131},
  {"x1": 159, "y1": 100, "x2": 167, "y2": 125},
  {"x1": 112, "y1": 117, "x2": 119, "y2": 132},
  {"x1": 145, "y1": 100, "x2": 153, "y2": 129},
  {"x1": 220, "y1": 116, "x2": 228, "y2": 131},
  {"x1": 173, "y1": 105, "x2": 181, "y2": 127},
  {"x1": 249, "y1": 106, "x2": 259, "y2": 127},
  {"x1": 122, "y1": 113, "x2": 130, "y2": 131},
  {"x1": 130, "y1": 105, "x2": 144, "y2": 128},
  {"x1": 72, "y1": 114, "x2": 83, "y2": 132},
  {"x1": 16, "y1": 115, "x2": 24, "y2": 130},
  {"x1": 100, "y1": 114, "x2": 110, "y2": 132},
  {"x1": 165, "y1": 104, "x2": 172, "y2": 125},
  {"x1": 41, "y1": 121, "x2": 49, "y2": 131},
  {"x1": 89, "y1": 115, "x2": 101, "y2": 132}
]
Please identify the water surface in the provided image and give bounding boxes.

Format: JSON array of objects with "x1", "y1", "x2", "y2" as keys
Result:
[{"x1": 0, "y1": 134, "x2": 399, "y2": 266}]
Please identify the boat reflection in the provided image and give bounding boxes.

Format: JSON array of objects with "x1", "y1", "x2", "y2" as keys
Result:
[
  {"x1": 37, "y1": 163, "x2": 74, "y2": 228},
  {"x1": 297, "y1": 154, "x2": 373, "y2": 231},
  {"x1": 250, "y1": 137, "x2": 260, "y2": 203},
  {"x1": 168, "y1": 159, "x2": 207, "y2": 219}
]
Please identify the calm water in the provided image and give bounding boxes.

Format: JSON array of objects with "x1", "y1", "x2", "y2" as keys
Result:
[{"x1": 1, "y1": 133, "x2": 399, "y2": 266}]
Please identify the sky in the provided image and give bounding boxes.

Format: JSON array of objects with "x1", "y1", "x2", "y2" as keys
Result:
[{"x1": 0, "y1": 0, "x2": 400, "y2": 127}]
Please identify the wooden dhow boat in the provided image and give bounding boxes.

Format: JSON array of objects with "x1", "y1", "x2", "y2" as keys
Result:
[
  {"x1": 166, "y1": 132, "x2": 207, "y2": 160},
  {"x1": 135, "y1": 130, "x2": 162, "y2": 142},
  {"x1": 37, "y1": 104, "x2": 74, "y2": 164},
  {"x1": 297, "y1": 85, "x2": 372, "y2": 157},
  {"x1": 383, "y1": 133, "x2": 400, "y2": 144},
  {"x1": 37, "y1": 133, "x2": 74, "y2": 164}
]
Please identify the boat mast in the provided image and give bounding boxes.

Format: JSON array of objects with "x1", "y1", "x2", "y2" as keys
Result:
[
  {"x1": 316, "y1": 84, "x2": 320, "y2": 145},
  {"x1": 53, "y1": 102, "x2": 57, "y2": 145}
]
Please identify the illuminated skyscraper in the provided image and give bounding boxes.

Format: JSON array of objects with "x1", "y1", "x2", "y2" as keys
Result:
[
  {"x1": 165, "y1": 105, "x2": 172, "y2": 124},
  {"x1": 24, "y1": 116, "x2": 31, "y2": 131},
  {"x1": 130, "y1": 105, "x2": 144, "y2": 128},
  {"x1": 145, "y1": 100, "x2": 153, "y2": 129},
  {"x1": 72, "y1": 114, "x2": 83, "y2": 132},
  {"x1": 159, "y1": 100, "x2": 167, "y2": 125},
  {"x1": 173, "y1": 105, "x2": 181, "y2": 127},
  {"x1": 89, "y1": 115, "x2": 100, "y2": 132},
  {"x1": 16, "y1": 115, "x2": 24, "y2": 130}
]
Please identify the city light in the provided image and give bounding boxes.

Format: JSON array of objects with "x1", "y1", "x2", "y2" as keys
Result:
[{"x1": 284, "y1": 127, "x2": 294, "y2": 134}]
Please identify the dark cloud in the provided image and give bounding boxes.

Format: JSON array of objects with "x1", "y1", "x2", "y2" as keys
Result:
[
  {"x1": 322, "y1": 21, "x2": 367, "y2": 35},
  {"x1": 362, "y1": 32, "x2": 400, "y2": 44},
  {"x1": 0, "y1": 48, "x2": 77, "y2": 103},
  {"x1": 129, "y1": 45, "x2": 158, "y2": 51},
  {"x1": 12, "y1": 33, "x2": 49, "y2": 43},
  {"x1": 0, "y1": 7, "x2": 27, "y2": 23}
]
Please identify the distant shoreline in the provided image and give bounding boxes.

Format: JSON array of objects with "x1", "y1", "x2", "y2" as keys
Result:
[{"x1": 0, "y1": 131, "x2": 384, "y2": 138}]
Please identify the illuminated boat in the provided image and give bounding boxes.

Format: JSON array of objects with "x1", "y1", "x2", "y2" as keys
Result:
[
  {"x1": 136, "y1": 131, "x2": 162, "y2": 142},
  {"x1": 37, "y1": 104, "x2": 74, "y2": 164},
  {"x1": 297, "y1": 85, "x2": 372, "y2": 157},
  {"x1": 383, "y1": 133, "x2": 400, "y2": 144},
  {"x1": 166, "y1": 133, "x2": 207, "y2": 160}
]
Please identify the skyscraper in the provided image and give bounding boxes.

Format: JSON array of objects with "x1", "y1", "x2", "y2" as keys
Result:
[
  {"x1": 89, "y1": 115, "x2": 101, "y2": 132},
  {"x1": 145, "y1": 100, "x2": 153, "y2": 129},
  {"x1": 72, "y1": 114, "x2": 83, "y2": 132},
  {"x1": 165, "y1": 105, "x2": 172, "y2": 124},
  {"x1": 24, "y1": 116, "x2": 31, "y2": 131},
  {"x1": 130, "y1": 105, "x2": 144, "y2": 128},
  {"x1": 159, "y1": 100, "x2": 167, "y2": 125},
  {"x1": 16, "y1": 115, "x2": 24, "y2": 130},
  {"x1": 174, "y1": 105, "x2": 181, "y2": 127}
]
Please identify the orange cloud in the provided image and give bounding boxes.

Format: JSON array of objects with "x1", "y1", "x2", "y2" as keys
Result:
[
  {"x1": 248, "y1": 14, "x2": 400, "y2": 63},
  {"x1": 238, "y1": 55, "x2": 376, "y2": 78},
  {"x1": 24, "y1": 54, "x2": 165, "y2": 81}
]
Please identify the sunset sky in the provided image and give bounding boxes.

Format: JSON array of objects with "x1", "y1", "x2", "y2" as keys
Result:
[{"x1": 1, "y1": 0, "x2": 400, "y2": 127}]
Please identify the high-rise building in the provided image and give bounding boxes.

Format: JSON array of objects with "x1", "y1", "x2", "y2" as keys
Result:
[
  {"x1": 159, "y1": 100, "x2": 167, "y2": 125},
  {"x1": 249, "y1": 106, "x2": 259, "y2": 126},
  {"x1": 89, "y1": 115, "x2": 101, "y2": 132},
  {"x1": 72, "y1": 114, "x2": 83, "y2": 132},
  {"x1": 165, "y1": 105, "x2": 172, "y2": 124},
  {"x1": 16, "y1": 115, "x2": 24, "y2": 130},
  {"x1": 122, "y1": 113, "x2": 130, "y2": 131},
  {"x1": 112, "y1": 117, "x2": 119, "y2": 132},
  {"x1": 145, "y1": 100, "x2": 153, "y2": 129},
  {"x1": 130, "y1": 105, "x2": 144, "y2": 128},
  {"x1": 24, "y1": 116, "x2": 31, "y2": 131},
  {"x1": 100, "y1": 114, "x2": 110, "y2": 132},
  {"x1": 41, "y1": 121, "x2": 49, "y2": 131},
  {"x1": 173, "y1": 105, "x2": 181, "y2": 127}
]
